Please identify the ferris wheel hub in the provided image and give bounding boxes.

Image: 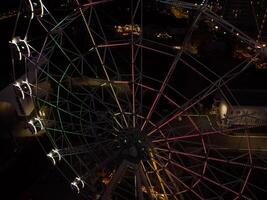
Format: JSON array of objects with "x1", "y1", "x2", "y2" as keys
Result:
[{"x1": 116, "y1": 127, "x2": 150, "y2": 162}]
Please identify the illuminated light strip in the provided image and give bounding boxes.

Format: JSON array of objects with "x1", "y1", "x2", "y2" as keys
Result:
[
  {"x1": 131, "y1": 43, "x2": 136, "y2": 128},
  {"x1": 112, "y1": 112, "x2": 157, "y2": 129},
  {"x1": 113, "y1": 80, "x2": 129, "y2": 84},
  {"x1": 100, "y1": 80, "x2": 128, "y2": 87},
  {"x1": 28, "y1": 119, "x2": 37, "y2": 134},
  {"x1": 75, "y1": 0, "x2": 129, "y2": 128},
  {"x1": 155, "y1": 147, "x2": 267, "y2": 171},
  {"x1": 140, "y1": 20, "x2": 191, "y2": 131},
  {"x1": 97, "y1": 42, "x2": 130, "y2": 48},
  {"x1": 113, "y1": 127, "x2": 119, "y2": 132},
  {"x1": 111, "y1": 132, "x2": 118, "y2": 136},
  {"x1": 155, "y1": 146, "x2": 267, "y2": 196},
  {"x1": 13, "y1": 82, "x2": 25, "y2": 99},
  {"x1": 162, "y1": 167, "x2": 204, "y2": 200},
  {"x1": 155, "y1": 154, "x2": 250, "y2": 200},
  {"x1": 39, "y1": 0, "x2": 45, "y2": 17},
  {"x1": 124, "y1": 112, "x2": 132, "y2": 115},
  {"x1": 28, "y1": 0, "x2": 34, "y2": 19},
  {"x1": 151, "y1": 159, "x2": 193, "y2": 200},
  {"x1": 113, "y1": 117, "x2": 123, "y2": 129},
  {"x1": 136, "y1": 82, "x2": 182, "y2": 108},
  {"x1": 187, "y1": 116, "x2": 208, "y2": 188},
  {"x1": 130, "y1": 9, "x2": 136, "y2": 128},
  {"x1": 10, "y1": 40, "x2": 22, "y2": 60},
  {"x1": 81, "y1": 0, "x2": 111, "y2": 8},
  {"x1": 114, "y1": 112, "x2": 120, "y2": 116},
  {"x1": 140, "y1": 161, "x2": 158, "y2": 198},
  {"x1": 149, "y1": 150, "x2": 169, "y2": 200}
]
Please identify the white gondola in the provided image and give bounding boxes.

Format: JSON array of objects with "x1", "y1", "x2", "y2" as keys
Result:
[
  {"x1": 28, "y1": 116, "x2": 44, "y2": 135},
  {"x1": 71, "y1": 177, "x2": 85, "y2": 193},
  {"x1": 47, "y1": 149, "x2": 61, "y2": 165},
  {"x1": 10, "y1": 37, "x2": 31, "y2": 61},
  {"x1": 27, "y1": 0, "x2": 45, "y2": 19},
  {"x1": 13, "y1": 79, "x2": 32, "y2": 100}
]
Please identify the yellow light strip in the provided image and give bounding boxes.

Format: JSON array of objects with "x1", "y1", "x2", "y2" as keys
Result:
[{"x1": 149, "y1": 149, "x2": 169, "y2": 200}]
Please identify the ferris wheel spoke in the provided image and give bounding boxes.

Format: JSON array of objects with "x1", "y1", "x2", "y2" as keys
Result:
[
  {"x1": 131, "y1": 7, "x2": 136, "y2": 128},
  {"x1": 48, "y1": 10, "x2": 80, "y2": 31},
  {"x1": 35, "y1": 85, "x2": 120, "y2": 131},
  {"x1": 148, "y1": 54, "x2": 258, "y2": 136},
  {"x1": 46, "y1": 127, "x2": 100, "y2": 137},
  {"x1": 37, "y1": 97, "x2": 90, "y2": 124},
  {"x1": 135, "y1": 42, "x2": 229, "y2": 104},
  {"x1": 152, "y1": 121, "x2": 267, "y2": 144},
  {"x1": 29, "y1": 22, "x2": 122, "y2": 120},
  {"x1": 155, "y1": 153, "x2": 252, "y2": 200},
  {"x1": 137, "y1": 82, "x2": 183, "y2": 109},
  {"x1": 187, "y1": 116, "x2": 208, "y2": 154},
  {"x1": 140, "y1": 49, "x2": 184, "y2": 131},
  {"x1": 91, "y1": 8, "x2": 126, "y2": 77},
  {"x1": 27, "y1": 55, "x2": 119, "y2": 120},
  {"x1": 161, "y1": 166, "x2": 205, "y2": 200},
  {"x1": 139, "y1": 161, "x2": 156, "y2": 199},
  {"x1": 75, "y1": 0, "x2": 129, "y2": 128},
  {"x1": 39, "y1": 8, "x2": 100, "y2": 77},
  {"x1": 91, "y1": 7, "x2": 136, "y2": 119},
  {"x1": 148, "y1": 159, "x2": 184, "y2": 200},
  {"x1": 181, "y1": 51, "x2": 237, "y2": 102},
  {"x1": 97, "y1": 42, "x2": 130, "y2": 48},
  {"x1": 154, "y1": 146, "x2": 267, "y2": 172},
  {"x1": 135, "y1": 43, "x2": 176, "y2": 58},
  {"x1": 28, "y1": 52, "x2": 97, "y2": 114},
  {"x1": 148, "y1": 151, "x2": 170, "y2": 199},
  {"x1": 233, "y1": 168, "x2": 252, "y2": 200},
  {"x1": 140, "y1": 2, "x2": 206, "y2": 132}
]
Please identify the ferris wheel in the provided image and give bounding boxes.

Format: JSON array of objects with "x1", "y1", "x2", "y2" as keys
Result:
[{"x1": 10, "y1": 0, "x2": 267, "y2": 199}]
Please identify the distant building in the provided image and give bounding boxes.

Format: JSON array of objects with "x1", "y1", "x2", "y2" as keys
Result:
[{"x1": 212, "y1": 90, "x2": 267, "y2": 127}]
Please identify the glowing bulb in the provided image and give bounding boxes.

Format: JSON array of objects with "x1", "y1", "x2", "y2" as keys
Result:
[{"x1": 219, "y1": 101, "x2": 228, "y2": 119}]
